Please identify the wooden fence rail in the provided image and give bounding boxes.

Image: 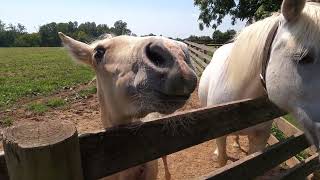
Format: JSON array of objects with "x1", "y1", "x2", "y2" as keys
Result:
[{"x1": 0, "y1": 97, "x2": 291, "y2": 180}]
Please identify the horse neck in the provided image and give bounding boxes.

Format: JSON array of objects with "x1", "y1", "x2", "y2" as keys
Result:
[{"x1": 96, "y1": 77, "x2": 132, "y2": 128}]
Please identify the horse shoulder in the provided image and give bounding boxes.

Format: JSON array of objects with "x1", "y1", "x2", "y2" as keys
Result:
[{"x1": 198, "y1": 43, "x2": 234, "y2": 106}]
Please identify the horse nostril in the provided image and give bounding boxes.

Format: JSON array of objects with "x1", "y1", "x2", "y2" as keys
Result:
[{"x1": 145, "y1": 42, "x2": 169, "y2": 67}]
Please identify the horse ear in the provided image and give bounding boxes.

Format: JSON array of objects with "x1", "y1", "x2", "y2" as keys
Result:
[
  {"x1": 58, "y1": 32, "x2": 93, "y2": 65},
  {"x1": 281, "y1": 0, "x2": 306, "y2": 21}
]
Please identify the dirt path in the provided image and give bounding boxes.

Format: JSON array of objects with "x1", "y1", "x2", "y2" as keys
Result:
[{"x1": 0, "y1": 86, "x2": 286, "y2": 179}]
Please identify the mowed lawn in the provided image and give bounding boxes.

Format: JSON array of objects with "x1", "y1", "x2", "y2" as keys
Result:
[{"x1": 0, "y1": 47, "x2": 94, "y2": 109}]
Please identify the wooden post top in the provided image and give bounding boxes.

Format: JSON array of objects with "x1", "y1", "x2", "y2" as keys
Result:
[{"x1": 3, "y1": 120, "x2": 76, "y2": 148}]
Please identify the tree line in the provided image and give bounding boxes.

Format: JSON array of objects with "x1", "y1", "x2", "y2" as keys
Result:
[
  {"x1": 0, "y1": 18, "x2": 236, "y2": 47},
  {"x1": 0, "y1": 20, "x2": 133, "y2": 47},
  {"x1": 186, "y1": 29, "x2": 236, "y2": 44}
]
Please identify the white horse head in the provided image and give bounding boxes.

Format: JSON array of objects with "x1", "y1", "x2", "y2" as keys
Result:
[
  {"x1": 267, "y1": 0, "x2": 320, "y2": 148},
  {"x1": 59, "y1": 33, "x2": 197, "y2": 127},
  {"x1": 199, "y1": 0, "x2": 320, "y2": 166}
]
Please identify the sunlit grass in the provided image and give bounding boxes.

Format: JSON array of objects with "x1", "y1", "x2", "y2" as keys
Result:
[{"x1": 0, "y1": 47, "x2": 94, "y2": 109}]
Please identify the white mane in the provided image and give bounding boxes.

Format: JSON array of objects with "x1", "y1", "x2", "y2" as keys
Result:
[{"x1": 222, "y1": 15, "x2": 280, "y2": 94}]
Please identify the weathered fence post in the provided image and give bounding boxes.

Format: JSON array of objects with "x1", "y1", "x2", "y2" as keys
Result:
[{"x1": 2, "y1": 120, "x2": 83, "y2": 180}]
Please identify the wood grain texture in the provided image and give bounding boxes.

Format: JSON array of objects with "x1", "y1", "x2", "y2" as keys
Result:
[
  {"x1": 185, "y1": 41, "x2": 216, "y2": 53},
  {"x1": 202, "y1": 133, "x2": 310, "y2": 180},
  {"x1": 190, "y1": 52, "x2": 207, "y2": 69},
  {"x1": 187, "y1": 46, "x2": 212, "y2": 63},
  {"x1": 2, "y1": 120, "x2": 83, "y2": 180}
]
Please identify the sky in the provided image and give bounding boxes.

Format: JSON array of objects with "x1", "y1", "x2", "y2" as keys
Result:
[{"x1": 0, "y1": 0, "x2": 246, "y2": 39}]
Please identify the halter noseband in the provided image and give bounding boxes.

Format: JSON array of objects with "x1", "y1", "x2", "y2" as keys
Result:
[{"x1": 260, "y1": 22, "x2": 279, "y2": 91}]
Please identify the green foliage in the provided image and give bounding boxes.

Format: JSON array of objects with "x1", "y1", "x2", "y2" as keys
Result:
[
  {"x1": 47, "y1": 98, "x2": 66, "y2": 108},
  {"x1": 39, "y1": 22, "x2": 60, "y2": 47},
  {"x1": 0, "y1": 19, "x2": 133, "y2": 47},
  {"x1": 27, "y1": 102, "x2": 48, "y2": 114},
  {"x1": 271, "y1": 125, "x2": 286, "y2": 140},
  {"x1": 186, "y1": 29, "x2": 236, "y2": 44},
  {"x1": 186, "y1": 35, "x2": 213, "y2": 44},
  {"x1": 284, "y1": 114, "x2": 302, "y2": 129},
  {"x1": 110, "y1": 20, "x2": 131, "y2": 36},
  {"x1": 194, "y1": 0, "x2": 282, "y2": 29},
  {"x1": 14, "y1": 33, "x2": 40, "y2": 47},
  {"x1": 212, "y1": 29, "x2": 236, "y2": 44},
  {"x1": 0, "y1": 47, "x2": 94, "y2": 109}
]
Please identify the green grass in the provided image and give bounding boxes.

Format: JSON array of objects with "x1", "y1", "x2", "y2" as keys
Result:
[
  {"x1": 271, "y1": 125, "x2": 286, "y2": 140},
  {"x1": 284, "y1": 114, "x2": 302, "y2": 129},
  {"x1": 47, "y1": 97, "x2": 66, "y2": 108},
  {"x1": 26, "y1": 98, "x2": 66, "y2": 114},
  {"x1": 78, "y1": 86, "x2": 97, "y2": 98},
  {"x1": 0, "y1": 116, "x2": 13, "y2": 127},
  {"x1": 0, "y1": 47, "x2": 94, "y2": 109},
  {"x1": 26, "y1": 102, "x2": 48, "y2": 114}
]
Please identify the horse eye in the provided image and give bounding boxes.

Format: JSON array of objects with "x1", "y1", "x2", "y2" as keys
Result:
[
  {"x1": 94, "y1": 46, "x2": 106, "y2": 60},
  {"x1": 298, "y1": 54, "x2": 314, "y2": 65}
]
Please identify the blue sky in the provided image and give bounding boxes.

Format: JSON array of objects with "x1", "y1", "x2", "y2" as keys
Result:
[{"x1": 0, "y1": 0, "x2": 245, "y2": 38}]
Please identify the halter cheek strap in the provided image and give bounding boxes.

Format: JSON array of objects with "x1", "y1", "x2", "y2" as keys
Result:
[{"x1": 260, "y1": 22, "x2": 279, "y2": 91}]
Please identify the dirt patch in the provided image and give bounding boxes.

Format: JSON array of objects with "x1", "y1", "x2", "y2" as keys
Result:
[{"x1": 0, "y1": 87, "x2": 286, "y2": 179}]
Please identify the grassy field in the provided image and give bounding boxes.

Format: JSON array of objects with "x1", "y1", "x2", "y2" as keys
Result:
[{"x1": 0, "y1": 47, "x2": 94, "y2": 109}]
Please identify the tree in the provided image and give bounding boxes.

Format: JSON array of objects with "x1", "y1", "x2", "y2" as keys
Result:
[
  {"x1": 186, "y1": 35, "x2": 213, "y2": 44},
  {"x1": 78, "y1": 22, "x2": 97, "y2": 38},
  {"x1": 14, "y1": 33, "x2": 40, "y2": 47},
  {"x1": 0, "y1": 19, "x2": 133, "y2": 47},
  {"x1": 194, "y1": 0, "x2": 282, "y2": 29},
  {"x1": 96, "y1": 24, "x2": 110, "y2": 36},
  {"x1": 212, "y1": 29, "x2": 236, "y2": 44},
  {"x1": 39, "y1": 22, "x2": 60, "y2": 46},
  {"x1": 17, "y1": 23, "x2": 26, "y2": 33},
  {"x1": 0, "y1": 20, "x2": 6, "y2": 32},
  {"x1": 74, "y1": 31, "x2": 89, "y2": 42},
  {"x1": 110, "y1": 20, "x2": 131, "y2": 36}
]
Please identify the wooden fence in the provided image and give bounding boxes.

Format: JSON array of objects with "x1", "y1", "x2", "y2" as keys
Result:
[
  {"x1": 184, "y1": 40, "x2": 218, "y2": 75},
  {"x1": 0, "y1": 41, "x2": 319, "y2": 179}
]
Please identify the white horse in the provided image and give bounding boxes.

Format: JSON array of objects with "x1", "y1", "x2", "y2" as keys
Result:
[
  {"x1": 59, "y1": 33, "x2": 197, "y2": 179},
  {"x1": 199, "y1": 0, "x2": 320, "y2": 166}
]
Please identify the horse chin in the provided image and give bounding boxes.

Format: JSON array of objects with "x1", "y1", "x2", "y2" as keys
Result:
[
  {"x1": 132, "y1": 99, "x2": 187, "y2": 119},
  {"x1": 150, "y1": 100, "x2": 187, "y2": 115}
]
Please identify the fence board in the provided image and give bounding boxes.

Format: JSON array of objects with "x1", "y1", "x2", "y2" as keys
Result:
[
  {"x1": 193, "y1": 66, "x2": 202, "y2": 76},
  {"x1": 277, "y1": 153, "x2": 320, "y2": 180},
  {"x1": 185, "y1": 41, "x2": 216, "y2": 53},
  {"x1": 192, "y1": 60, "x2": 204, "y2": 74},
  {"x1": 202, "y1": 133, "x2": 310, "y2": 180},
  {"x1": 268, "y1": 134, "x2": 301, "y2": 168},
  {"x1": 0, "y1": 98, "x2": 286, "y2": 180},
  {"x1": 188, "y1": 46, "x2": 212, "y2": 63},
  {"x1": 79, "y1": 97, "x2": 285, "y2": 179},
  {"x1": 190, "y1": 53, "x2": 208, "y2": 69},
  {"x1": 274, "y1": 118, "x2": 302, "y2": 137}
]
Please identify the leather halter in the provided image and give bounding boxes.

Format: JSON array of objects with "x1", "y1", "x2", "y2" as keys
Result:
[{"x1": 260, "y1": 22, "x2": 279, "y2": 91}]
